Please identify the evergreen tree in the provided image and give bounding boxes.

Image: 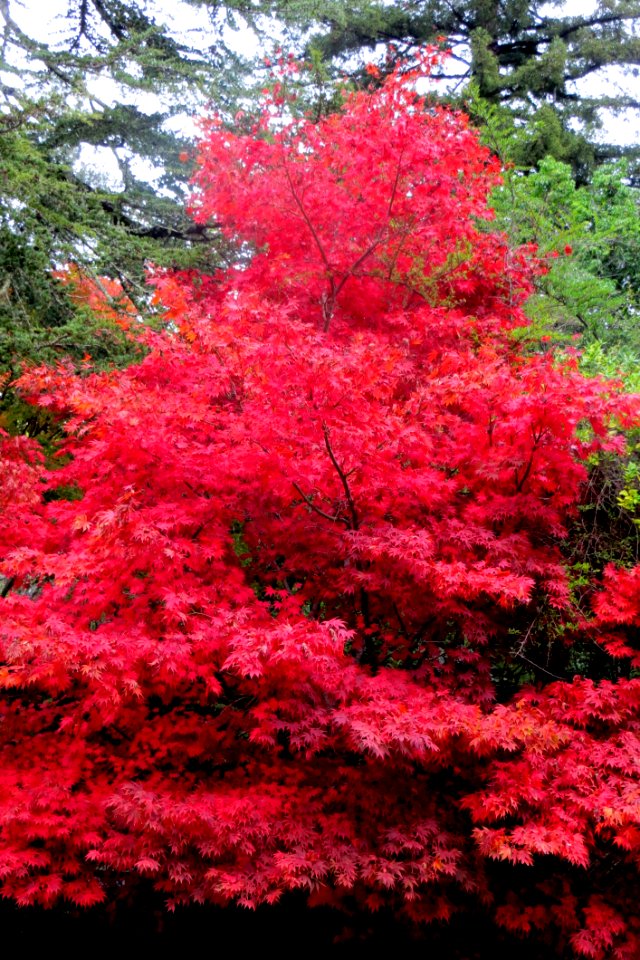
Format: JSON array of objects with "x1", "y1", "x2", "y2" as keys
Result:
[
  {"x1": 0, "y1": 0, "x2": 256, "y2": 376},
  {"x1": 261, "y1": 0, "x2": 640, "y2": 178}
]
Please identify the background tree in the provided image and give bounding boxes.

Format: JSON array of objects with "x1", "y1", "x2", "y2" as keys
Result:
[
  {"x1": 488, "y1": 153, "x2": 640, "y2": 351},
  {"x1": 0, "y1": 0, "x2": 263, "y2": 434},
  {"x1": 263, "y1": 0, "x2": 640, "y2": 179},
  {"x1": 0, "y1": 0, "x2": 254, "y2": 384}
]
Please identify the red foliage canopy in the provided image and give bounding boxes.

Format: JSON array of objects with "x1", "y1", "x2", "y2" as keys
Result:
[{"x1": 1, "y1": 54, "x2": 640, "y2": 957}]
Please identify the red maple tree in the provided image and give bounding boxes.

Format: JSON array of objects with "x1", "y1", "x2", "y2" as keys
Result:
[{"x1": 1, "y1": 53, "x2": 640, "y2": 957}]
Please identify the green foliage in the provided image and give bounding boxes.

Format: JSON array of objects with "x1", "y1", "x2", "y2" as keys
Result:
[
  {"x1": 487, "y1": 154, "x2": 640, "y2": 351},
  {"x1": 0, "y1": 119, "x2": 144, "y2": 365},
  {"x1": 617, "y1": 459, "x2": 640, "y2": 517},
  {"x1": 0, "y1": 0, "x2": 269, "y2": 449},
  {"x1": 0, "y1": 0, "x2": 259, "y2": 375}
]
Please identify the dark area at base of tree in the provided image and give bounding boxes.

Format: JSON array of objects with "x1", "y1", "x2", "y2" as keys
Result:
[{"x1": 0, "y1": 895, "x2": 566, "y2": 957}]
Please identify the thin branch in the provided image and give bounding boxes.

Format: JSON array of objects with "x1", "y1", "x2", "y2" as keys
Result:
[
  {"x1": 34, "y1": 335, "x2": 74, "y2": 350},
  {"x1": 411, "y1": 615, "x2": 437, "y2": 647},
  {"x1": 0, "y1": 575, "x2": 14, "y2": 598},
  {"x1": 0, "y1": 0, "x2": 110, "y2": 108},
  {"x1": 515, "y1": 651, "x2": 566, "y2": 682},
  {"x1": 292, "y1": 481, "x2": 349, "y2": 526},
  {"x1": 281, "y1": 156, "x2": 341, "y2": 330},
  {"x1": 440, "y1": 0, "x2": 472, "y2": 29},
  {"x1": 319, "y1": 422, "x2": 375, "y2": 643},
  {"x1": 553, "y1": 11, "x2": 640, "y2": 41},
  {"x1": 329, "y1": 233, "x2": 387, "y2": 318},
  {"x1": 387, "y1": 144, "x2": 406, "y2": 217},
  {"x1": 90, "y1": 0, "x2": 127, "y2": 41},
  {"x1": 392, "y1": 600, "x2": 408, "y2": 638},
  {"x1": 282, "y1": 157, "x2": 333, "y2": 277},
  {"x1": 322, "y1": 422, "x2": 360, "y2": 531}
]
